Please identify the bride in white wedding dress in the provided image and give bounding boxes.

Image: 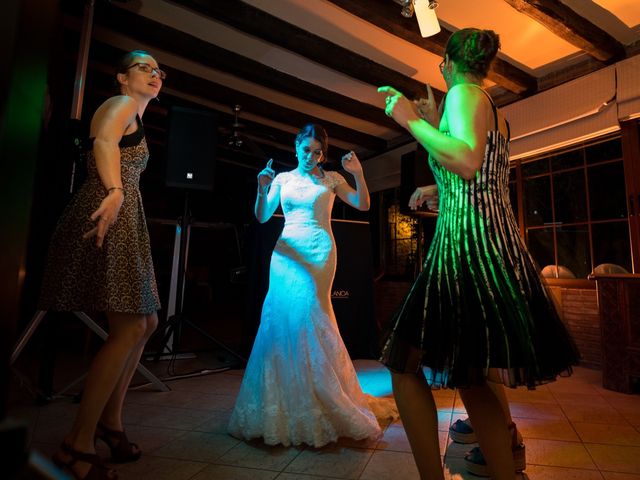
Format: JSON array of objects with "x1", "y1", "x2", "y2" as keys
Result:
[{"x1": 228, "y1": 124, "x2": 393, "y2": 447}]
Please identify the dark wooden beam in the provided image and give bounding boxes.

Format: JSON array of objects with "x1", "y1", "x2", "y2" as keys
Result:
[
  {"x1": 536, "y1": 56, "x2": 605, "y2": 92},
  {"x1": 162, "y1": 66, "x2": 387, "y2": 152},
  {"x1": 85, "y1": 2, "x2": 403, "y2": 134},
  {"x1": 625, "y1": 39, "x2": 640, "y2": 57},
  {"x1": 170, "y1": 0, "x2": 434, "y2": 100},
  {"x1": 503, "y1": 0, "x2": 626, "y2": 62},
  {"x1": 80, "y1": 36, "x2": 387, "y2": 153},
  {"x1": 87, "y1": 53, "x2": 362, "y2": 160},
  {"x1": 326, "y1": 0, "x2": 537, "y2": 95}
]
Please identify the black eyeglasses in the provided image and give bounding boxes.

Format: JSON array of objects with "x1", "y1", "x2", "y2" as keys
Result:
[
  {"x1": 438, "y1": 59, "x2": 445, "y2": 74},
  {"x1": 126, "y1": 63, "x2": 167, "y2": 80}
]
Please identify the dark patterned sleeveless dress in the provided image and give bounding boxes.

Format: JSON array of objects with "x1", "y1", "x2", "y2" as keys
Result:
[
  {"x1": 39, "y1": 115, "x2": 160, "y2": 315},
  {"x1": 381, "y1": 86, "x2": 579, "y2": 389}
]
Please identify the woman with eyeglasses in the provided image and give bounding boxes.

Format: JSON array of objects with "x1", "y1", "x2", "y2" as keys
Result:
[
  {"x1": 40, "y1": 50, "x2": 166, "y2": 480},
  {"x1": 379, "y1": 28, "x2": 578, "y2": 480},
  {"x1": 228, "y1": 124, "x2": 395, "y2": 447}
]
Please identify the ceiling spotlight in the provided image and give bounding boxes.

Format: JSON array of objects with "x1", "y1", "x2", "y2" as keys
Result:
[
  {"x1": 396, "y1": 0, "x2": 441, "y2": 37},
  {"x1": 414, "y1": 0, "x2": 441, "y2": 37},
  {"x1": 401, "y1": 0, "x2": 414, "y2": 17}
]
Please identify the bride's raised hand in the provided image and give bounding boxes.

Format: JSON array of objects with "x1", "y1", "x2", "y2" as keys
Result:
[
  {"x1": 257, "y1": 159, "x2": 275, "y2": 191},
  {"x1": 341, "y1": 151, "x2": 363, "y2": 176}
]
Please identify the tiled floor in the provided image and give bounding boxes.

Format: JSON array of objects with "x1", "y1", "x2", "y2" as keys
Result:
[{"x1": 9, "y1": 360, "x2": 640, "y2": 479}]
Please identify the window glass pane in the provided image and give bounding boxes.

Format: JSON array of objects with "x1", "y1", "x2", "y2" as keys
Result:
[
  {"x1": 386, "y1": 202, "x2": 417, "y2": 278},
  {"x1": 553, "y1": 169, "x2": 587, "y2": 223},
  {"x1": 585, "y1": 137, "x2": 622, "y2": 164},
  {"x1": 526, "y1": 227, "x2": 554, "y2": 271},
  {"x1": 556, "y1": 225, "x2": 591, "y2": 278},
  {"x1": 522, "y1": 157, "x2": 549, "y2": 177},
  {"x1": 524, "y1": 176, "x2": 552, "y2": 226},
  {"x1": 550, "y1": 148, "x2": 584, "y2": 171},
  {"x1": 588, "y1": 161, "x2": 627, "y2": 221},
  {"x1": 508, "y1": 182, "x2": 519, "y2": 222},
  {"x1": 592, "y1": 221, "x2": 632, "y2": 273}
]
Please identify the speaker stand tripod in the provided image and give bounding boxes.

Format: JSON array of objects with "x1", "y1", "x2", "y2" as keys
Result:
[
  {"x1": 11, "y1": 310, "x2": 170, "y2": 399},
  {"x1": 146, "y1": 191, "x2": 246, "y2": 369}
]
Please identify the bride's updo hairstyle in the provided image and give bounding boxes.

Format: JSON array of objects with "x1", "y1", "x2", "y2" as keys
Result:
[
  {"x1": 296, "y1": 123, "x2": 329, "y2": 158},
  {"x1": 445, "y1": 28, "x2": 500, "y2": 79}
]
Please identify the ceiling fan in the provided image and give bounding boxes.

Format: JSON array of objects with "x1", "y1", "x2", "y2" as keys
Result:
[{"x1": 222, "y1": 104, "x2": 266, "y2": 157}]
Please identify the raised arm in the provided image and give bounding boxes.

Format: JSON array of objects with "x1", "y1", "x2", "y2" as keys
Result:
[
  {"x1": 254, "y1": 159, "x2": 282, "y2": 223},
  {"x1": 379, "y1": 84, "x2": 488, "y2": 181},
  {"x1": 334, "y1": 151, "x2": 370, "y2": 211}
]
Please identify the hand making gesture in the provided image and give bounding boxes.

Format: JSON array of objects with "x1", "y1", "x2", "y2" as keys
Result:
[
  {"x1": 341, "y1": 151, "x2": 363, "y2": 177},
  {"x1": 257, "y1": 159, "x2": 275, "y2": 193},
  {"x1": 408, "y1": 184, "x2": 439, "y2": 211},
  {"x1": 83, "y1": 189, "x2": 125, "y2": 248}
]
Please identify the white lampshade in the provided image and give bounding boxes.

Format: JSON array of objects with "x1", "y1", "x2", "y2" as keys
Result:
[{"x1": 414, "y1": 0, "x2": 441, "y2": 37}]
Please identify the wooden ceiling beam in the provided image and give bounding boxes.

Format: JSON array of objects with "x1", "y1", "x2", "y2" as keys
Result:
[
  {"x1": 170, "y1": 0, "x2": 435, "y2": 100},
  {"x1": 84, "y1": 46, "x2": 370, "y2": 158},
  {"x1": 83, "y1": 2, "x2": 404, "y2": 134},
  {"x1": 326, "y1": 0, "x2": 537, "y2": 96},
  {"x1": 503, "y1": 0, "x2": 626, "y2": 62},
  {"x1": 161, "y1": 66, "x2": 387, "y2": 152}
]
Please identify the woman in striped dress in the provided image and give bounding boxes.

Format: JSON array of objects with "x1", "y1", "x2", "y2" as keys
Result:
[{"x1": 378, "y1": 28, "x2": 578, "y2": 480}]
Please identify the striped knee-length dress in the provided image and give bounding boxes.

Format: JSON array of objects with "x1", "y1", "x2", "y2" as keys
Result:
[{"x1": 381, "y1": 88, "x2": 579, "y2": 389}]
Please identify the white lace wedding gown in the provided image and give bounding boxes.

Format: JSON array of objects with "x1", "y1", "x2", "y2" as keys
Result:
[{"x1": 228, "y1": 170, "x2": 389, "y2": 447}]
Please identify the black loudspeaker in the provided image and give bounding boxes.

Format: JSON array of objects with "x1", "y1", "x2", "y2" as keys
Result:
[
  {"x1": 246, "y1": 217, "x2": 378, "y2": 359},
  {"x1": 166, "y1": 105, "x2": 217, "y2": 190},
  {"x1": 399, "y1": 146, "x2": 435, "y2": 214}
]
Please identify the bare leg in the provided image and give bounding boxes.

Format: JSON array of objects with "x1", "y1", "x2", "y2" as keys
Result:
[
  {"x1": 459, "y1": 383, "x2": 516, "y2": 480},
  {"x1": 100, "y1": 313, "x2": 158, "y2": 431},
  {"x1": 487, "y1": 380, "x2": 522, "y2": 443},
  {"x1": 392, "y1": 371, "x2": 444, "y2": 480},
  {"x1": 456, "y1": 381, "x2": 523, "y2": 443},
  {"x1": 55, "y1": 313, "x2": 149, "y2": 478}
]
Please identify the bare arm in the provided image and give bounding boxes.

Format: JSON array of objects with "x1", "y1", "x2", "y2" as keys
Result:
[
  {"x1": 254, "y1": 159, "x2": 282, "y2": 223},
  {"x1": 83, "y1": 96, "x2": 138, "y2": 247},
  {"x1": 334, "y1": 151, "x2": 370, "y2": 211},
  {"x1": 379, "y1": 84, "x2": 488, "y2": 181}
]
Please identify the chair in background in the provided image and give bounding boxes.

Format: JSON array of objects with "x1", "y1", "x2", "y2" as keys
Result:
[
  {"x1": 541, "y1": 265, "x2": 576, "y2": 279},
  {"x1": 592, "y1": 263, "x2": 630, "y2": 275}
]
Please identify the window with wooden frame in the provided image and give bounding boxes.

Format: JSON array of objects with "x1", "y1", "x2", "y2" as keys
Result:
[{"x1": 511, "y1": 126, "x2": 640, "y2": 280}]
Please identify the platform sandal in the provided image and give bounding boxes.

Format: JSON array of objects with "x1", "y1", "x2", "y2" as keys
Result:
[
  {"x1": 95, "y1": 422, "x2": 141, "y2": 463},
  {"x1": 463, "y1": 422, "x2": 526, "y2": 477},
  {"x1": 51, "y1": 443, "x2": 117, "y2": 480},
  {"x1": 449, "y1": 417, "x2": 477, "y2": 444}
]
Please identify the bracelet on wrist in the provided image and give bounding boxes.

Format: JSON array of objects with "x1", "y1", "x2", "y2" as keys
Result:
[{"x1": 107, "y1": 186, "x2": 125, "y2": 194}]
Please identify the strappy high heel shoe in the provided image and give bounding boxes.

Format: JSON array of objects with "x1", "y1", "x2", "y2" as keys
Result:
[
  {"x1": 463, "y1": 421, "x2": 526, "y2": 477},
  {"x1": 95, "y1": 422, "x2": 142, "y2": 463},
  {"x1": 52, "y1": 443, "x2": 118, "y2": 480}
]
